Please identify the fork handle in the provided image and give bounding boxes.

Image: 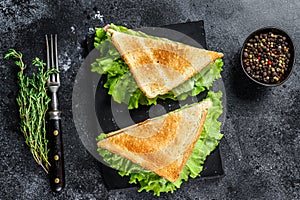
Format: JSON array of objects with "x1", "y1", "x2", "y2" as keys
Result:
[{"x1": 48, "y1": 117, "x2": 65, "y2": 192}]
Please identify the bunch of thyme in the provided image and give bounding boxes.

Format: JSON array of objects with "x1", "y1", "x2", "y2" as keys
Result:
[{"x1": 5, "y1": 49, "x2": 58, "y2": 173}]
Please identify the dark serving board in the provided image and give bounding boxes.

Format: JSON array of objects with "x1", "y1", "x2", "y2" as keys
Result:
[
  {"x1": 74, "y1": 21, "x2": 225, "y2": 191},
  {"x1": 96, "y1": 21, "x2": 225, "y2": 190}
]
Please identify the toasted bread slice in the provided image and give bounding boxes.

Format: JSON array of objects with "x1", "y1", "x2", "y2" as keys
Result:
[
  {"x1": 97, "y1": 100, "x2": 212, "y2": 182},
  {"x1": 108, "y1": 29, "x2": 223, "y2": 98}
]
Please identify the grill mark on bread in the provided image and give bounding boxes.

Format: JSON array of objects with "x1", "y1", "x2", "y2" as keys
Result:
[
  {"x1": 123, "y1": 49, "x2": 191, "y2": 98},
  {"x1": 107, "y1": 113, "x2": 181, "y2": 154},
  {"x1": 124, "y1": 49, "x2": 191, "y2": 74},
  {"x1": 153, "y1": 107, "x2": 208, "y2": 182},
  {"x1": 151, "y1": 49, "x2": 191, "y2": 73}
]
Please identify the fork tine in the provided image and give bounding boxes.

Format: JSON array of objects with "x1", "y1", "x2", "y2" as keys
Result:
[
  {"x1": 46, "y1": 34, "x2": 60, "y2": 84},
  {"x1": 50, "y1": 35, "x2": 56, "y2": 82},
  {"x1": 54, "y1": 34, "x2": 60, "y2": 84},
  {"x1": 46, "y1": 35, "x2": 50, "y2": 84}
]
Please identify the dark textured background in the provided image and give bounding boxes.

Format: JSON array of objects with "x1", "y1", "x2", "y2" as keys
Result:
[{"x1": 0, "y1": 0, "x2": 299, "y2": 199}]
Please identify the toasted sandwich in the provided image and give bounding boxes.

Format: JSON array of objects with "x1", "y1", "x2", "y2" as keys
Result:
[
  {"x1": 107, "y1": 28, "x2": 223, "y2": 98},
  {"x1": 97, "y1": 99, "x2": 212, "y2": 182}
]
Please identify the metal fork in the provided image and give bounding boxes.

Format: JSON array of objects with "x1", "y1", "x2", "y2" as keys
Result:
[{"x1": 46, "y1": 34, "x2": 65, "y2": 192}]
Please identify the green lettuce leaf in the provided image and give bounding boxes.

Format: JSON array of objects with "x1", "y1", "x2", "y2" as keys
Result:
[
  {"x1": 96, "y1": 91, "x2": 223, "y2": 196},
  {"x1": 91, "y1": 24, "x2": 224, "y2": 109}
]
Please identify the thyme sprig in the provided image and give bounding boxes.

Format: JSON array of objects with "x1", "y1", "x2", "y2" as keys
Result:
[{"x1": 5, "y1": 49, "x2": 58, "y2": 173}]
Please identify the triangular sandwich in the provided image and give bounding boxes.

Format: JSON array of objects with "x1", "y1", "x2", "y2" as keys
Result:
[
  {"x1": 97, "y1": 100, "x2": 212, "y2": 182},
  {"x1": 108, "y1": 29, "x2": 223, "y2": 98}
]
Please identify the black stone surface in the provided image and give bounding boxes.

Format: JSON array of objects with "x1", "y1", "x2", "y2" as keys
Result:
[{"x1": 0, "y1": 0, "x2": 299, "y2": 199}]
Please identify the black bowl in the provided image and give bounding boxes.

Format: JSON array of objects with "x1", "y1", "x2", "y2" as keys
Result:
[{"x1": 240, "y1": 27, "x2": 295, "y2": 86}]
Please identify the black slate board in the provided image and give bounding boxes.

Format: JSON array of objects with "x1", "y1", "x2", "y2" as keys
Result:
[{"x1": 94, "y1": 21, "x2": 225, "y2": 190}]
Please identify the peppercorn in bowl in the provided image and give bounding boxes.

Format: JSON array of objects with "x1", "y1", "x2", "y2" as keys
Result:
[{"x1": 241, "y1": 27, "x2": 295, "y2": 86}]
